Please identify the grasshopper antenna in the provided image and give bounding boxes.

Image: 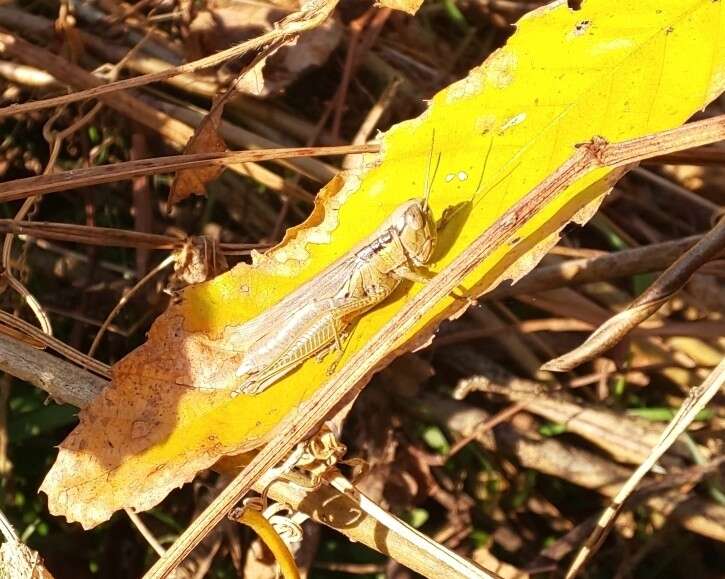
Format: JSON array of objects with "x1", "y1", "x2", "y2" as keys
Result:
[
  {"x1": 470, "y1": 131, "x2": 523, "y2": 212},
  {"x1": 473, "y1": 130, "x2": 495, "y2": 203},
  {"x1": 423, "y1": 129, "x2": 441, "y2": 212}
]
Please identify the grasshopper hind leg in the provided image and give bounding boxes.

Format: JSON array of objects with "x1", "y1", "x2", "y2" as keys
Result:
[
  {"x1": 232, "y1": 373, "x2": 274, "y2": 397},
  {"x1": 324, "y1": 329, "x2": 351, "y2": 375},
  {"x1": 232, "y1": 316, "x2": 350, "y2": 396}
]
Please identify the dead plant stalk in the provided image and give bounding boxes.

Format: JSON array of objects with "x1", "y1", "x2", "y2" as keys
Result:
[
  {"x1": 0, "y1": 145, "x2": 378, "y2": 202},
  {"x1": 0, "y1": 0, "x2": 339, "y2": 119}
]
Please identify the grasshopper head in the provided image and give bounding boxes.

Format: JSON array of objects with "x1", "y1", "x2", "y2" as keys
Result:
[{"x1": 395, "y1": 200, "x2": 437, "y2": 266}]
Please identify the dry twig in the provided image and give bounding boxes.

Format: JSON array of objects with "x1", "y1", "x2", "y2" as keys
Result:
[
  {"x1": 0, "y1": 28, "x2": 303, "y2": 196},
  {"x1": 0, "y1": 145, "x2": 377, "y2": 203},
  {"x1": 565, "y1": 358, "x2": 725, "y2": 579},
  {"x1": 0, "y1": 0, "x2": 340, "y2": 118},
  {"x1": 543, "y1": 214, "x2": 725, "y2": 371}
]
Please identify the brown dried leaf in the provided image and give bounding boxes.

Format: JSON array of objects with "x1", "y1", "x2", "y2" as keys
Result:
[
  {"x1": 168, "y1": 100, "x2": 227, "y2": 205},
  {"x1": 170, "y1": 236, "x2": 230, "y2": 289},
  {"x1": 188, "y1": 1, "x2": 342, "y2": 97}
]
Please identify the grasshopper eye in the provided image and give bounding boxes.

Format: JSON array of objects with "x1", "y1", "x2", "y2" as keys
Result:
[{"x1": 405, "y1": 208, "x2": 424, "y2": 229}]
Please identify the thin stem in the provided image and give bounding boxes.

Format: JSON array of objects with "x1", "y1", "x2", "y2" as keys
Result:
[
  {"x1": 0, "y1": 144, "x2": 379, "y2": 202},
  {"x1": 89, "y1": 255, "x2": 175, "y2": 357}
]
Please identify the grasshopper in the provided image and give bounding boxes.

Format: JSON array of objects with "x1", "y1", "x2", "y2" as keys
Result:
[{"x1": 234, "y1": 198, "x2": 437, "y2": 395}]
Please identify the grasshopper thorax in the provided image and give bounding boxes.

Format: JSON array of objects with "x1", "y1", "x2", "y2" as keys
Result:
[{"x1": 393, "y1": 200, "x2": 437, "y2": 267}]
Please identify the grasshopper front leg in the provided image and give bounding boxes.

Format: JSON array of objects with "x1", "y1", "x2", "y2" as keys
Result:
[{"x1": 394, "y1": 264, "x2": 471, "y2": 303}]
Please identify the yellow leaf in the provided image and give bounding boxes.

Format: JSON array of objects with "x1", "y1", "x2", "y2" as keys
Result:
[{"x1": 41, "y1": 0, "x2": 725, "y2": 529}]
